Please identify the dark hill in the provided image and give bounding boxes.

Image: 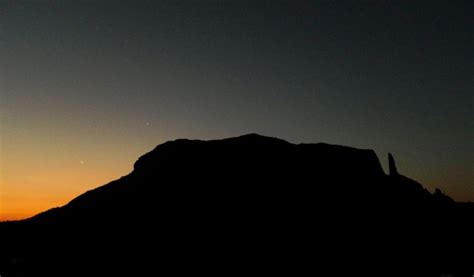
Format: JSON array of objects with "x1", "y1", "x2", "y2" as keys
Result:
[{"x1": 0, "y1": 134, "x2": 472, "y2": 276}]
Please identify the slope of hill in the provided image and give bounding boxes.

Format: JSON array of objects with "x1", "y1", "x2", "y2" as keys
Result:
[{"x1": 0, "y1": 134, "x2": 472, "y2": 276}]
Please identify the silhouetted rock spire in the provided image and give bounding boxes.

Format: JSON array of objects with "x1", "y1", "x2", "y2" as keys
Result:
[{"x1": 388, "y1": 153, "x2": 398, "y2": 176}]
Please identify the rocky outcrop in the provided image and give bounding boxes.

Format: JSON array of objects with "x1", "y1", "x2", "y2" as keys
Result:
[{"x1": 388, "y1": 152, "x2": 398, "y2": 176}]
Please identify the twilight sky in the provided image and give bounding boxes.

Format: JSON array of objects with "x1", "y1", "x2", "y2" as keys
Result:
[{"x1": 0, "y1": 0, "x2": 473, "y2": 220}]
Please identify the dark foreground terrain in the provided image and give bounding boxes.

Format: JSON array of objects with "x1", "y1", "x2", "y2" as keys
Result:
[{"x1": 1, "y1": 134, "x2": 472, "y2": 276}]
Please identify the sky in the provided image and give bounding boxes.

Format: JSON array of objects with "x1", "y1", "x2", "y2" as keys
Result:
[{"x1": 0, "y1": 0, "x2": 472, "y2": 220}]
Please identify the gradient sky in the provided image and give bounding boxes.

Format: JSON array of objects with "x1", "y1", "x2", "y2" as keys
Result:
[{"x1": 1, "y1": 0, "x2": 473, "y2": 220}]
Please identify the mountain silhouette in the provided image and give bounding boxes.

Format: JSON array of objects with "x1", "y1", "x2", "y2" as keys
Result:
[{"x1": 0, "y1": 134, "x2": 472, "y2": 276}]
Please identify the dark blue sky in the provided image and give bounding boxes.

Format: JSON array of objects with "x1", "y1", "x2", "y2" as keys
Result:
[{"x1": 0, "y1": 0, "x2": 472, "y2": 218}]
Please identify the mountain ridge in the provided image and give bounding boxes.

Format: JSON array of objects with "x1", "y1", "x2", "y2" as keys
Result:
[{"x1": 0, "y1": 133, "x2": 472, "y2": 276}]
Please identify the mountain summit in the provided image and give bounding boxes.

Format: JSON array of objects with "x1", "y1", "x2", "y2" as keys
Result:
[{"x1": 1, "y1": 134, "x2": 472, "y2": 276}]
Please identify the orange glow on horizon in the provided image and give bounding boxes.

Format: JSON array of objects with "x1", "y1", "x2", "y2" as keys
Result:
[
  {"x1": 0, "y1": 121, "x2": 162, "y2": 221},
  {"x1": 0, "y1": 140, "x2": 148, "y2": 221},
  {"x1": 0, "y1": 166, "x2": 132, "y2": 221}
]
